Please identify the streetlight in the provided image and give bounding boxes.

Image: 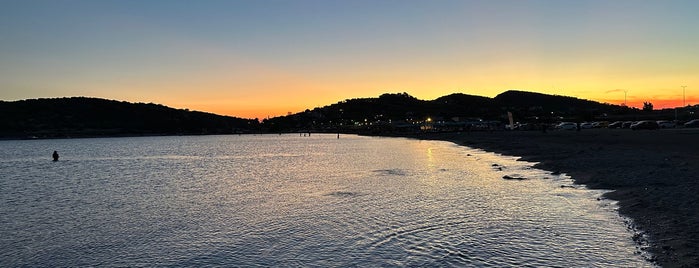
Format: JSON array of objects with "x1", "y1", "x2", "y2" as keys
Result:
[{"x1": 682, "y1": 86, "x2": 687, "y2": 107}]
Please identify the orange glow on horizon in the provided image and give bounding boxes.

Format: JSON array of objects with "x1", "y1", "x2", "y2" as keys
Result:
[
  {"x1": 3, "y1": 1, "x2": 699, "y2": 120},
  {"x1": 597, "y1": 97, "x2": 699, "y2": 110},
  {"x1": 174, "y1": 92, "x2": 697, "y2": 119}
]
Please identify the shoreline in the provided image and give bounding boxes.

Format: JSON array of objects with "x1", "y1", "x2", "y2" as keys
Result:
[
  {"x1": 5, "y1": 129, "x2": 697, "y2": 265},
  {"x1": 391, "y1": 128, "x2": 699, "y2": 267}
]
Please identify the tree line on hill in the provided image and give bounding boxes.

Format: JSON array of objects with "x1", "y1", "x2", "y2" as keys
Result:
[
  {"x1": 2, "y1": 91, "x2": 695, "y2": 139},
  {"x1": 0, "y1": 97, "x2": 259, "y2": 139},
  {"x1": 262, "y1": 90, "x2": 639, "y2": 133}
]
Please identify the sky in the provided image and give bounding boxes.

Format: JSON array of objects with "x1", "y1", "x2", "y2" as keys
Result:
[{"x1": 1, "y1": 0, "x2": 698, "y2": 119}]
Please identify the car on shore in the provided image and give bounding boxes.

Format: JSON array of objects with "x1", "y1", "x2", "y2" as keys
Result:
[
  {"x1": 630, "y1": 120, "x2": 659, "y2": 130},
  {"x1": 657, "y1": 120, "x2": 676, "y2": 128},
  {"x1": 592, "y1": 121, "x2": 609, "y2": 128},
  {"x1": 684, "y1": 119, "x2": 699, "y2": 128},
  {"x1": 556, "y1": 122, "x2": 577, "y2": 130},
  {"x1": 608, "y1": 121, "x2": 623, "y2": 128}
]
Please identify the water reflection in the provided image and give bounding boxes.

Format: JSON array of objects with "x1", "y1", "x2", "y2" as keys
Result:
[{"x1": 0, "y1": 135, "x2": 652, "y2": 267}]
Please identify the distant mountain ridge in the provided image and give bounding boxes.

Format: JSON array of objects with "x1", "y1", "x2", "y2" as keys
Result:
[
  {"x1": 494, "y1": 90, "x2": 618, "y2": 112},
  {"x1": 1, "y1": 91, "x2": 644, "y2": 138},
  {"x1": 262, "y1": 90, "x2": 634, "y2": 132},
  {"x1": 0, "y1": 97, "x2": 258, "y2": 139}
]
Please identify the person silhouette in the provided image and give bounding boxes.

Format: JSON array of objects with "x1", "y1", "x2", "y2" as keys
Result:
[{"x1": 52, "y1": 151, "x2": 59, "y2": 161}]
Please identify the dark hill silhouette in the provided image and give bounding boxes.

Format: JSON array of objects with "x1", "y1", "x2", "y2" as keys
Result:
[
  {"x1": 0, "y1": 97, "x2": 259, "y2": 139},
  {"x1": 494, "y1": 90, "x2": 619, "y2": 112},
  {"x1": 2, "y1": 90, "x2": 648, "y2": 138},
  {"x1": 492, "y1": 90, "x2": 635, "y2": 121},
  {"x1": 262, "y1": 90, "x2": 638, "y2": 132},
  {"x1": 429, "y1": 93, "x2": 498, "y2": 118},
  {"x1": 333, "y1": 93, "x2": 424, "y2": 120}
]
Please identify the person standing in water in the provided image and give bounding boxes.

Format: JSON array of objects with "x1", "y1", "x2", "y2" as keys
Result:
[{"x1": 52, "y1": 151, "x2": 59, "y2": 161}]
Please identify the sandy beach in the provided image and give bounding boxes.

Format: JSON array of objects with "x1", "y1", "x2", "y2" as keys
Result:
[{"x1": 398, "y1": 128, "x2": 699, "y2": 267}]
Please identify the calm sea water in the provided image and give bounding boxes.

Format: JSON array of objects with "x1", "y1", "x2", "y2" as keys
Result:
[{"x1": 1, "y1": 134, "x2": 651, "y2": 267}]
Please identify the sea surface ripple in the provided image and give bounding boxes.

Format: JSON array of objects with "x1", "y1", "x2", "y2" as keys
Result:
[{"x1": 0, "y1": 134, "x2": 652, "y2": 267}]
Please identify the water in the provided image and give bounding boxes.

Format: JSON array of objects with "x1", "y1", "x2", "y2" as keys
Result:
[{"x1": 1, "y1": 134, "x2": 651, "y2": 267}]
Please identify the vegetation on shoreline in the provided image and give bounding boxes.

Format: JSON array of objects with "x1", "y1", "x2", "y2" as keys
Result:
[
  {"x1": 266, "y1": 90, "x2": 697, "y2": 133},
  {"x1": 0, "y1": 97, "x2": 259, "y2": 139},
  {"x1": 2, "y1": 91, "x2": 697, "y2": 139}
]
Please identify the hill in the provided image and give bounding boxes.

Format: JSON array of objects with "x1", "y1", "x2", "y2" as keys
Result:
[
  {"x1": 0, "y1": 97, "x2": 259, "y2": 139},
  {"x1": 2, "y1": 91, "x2": 660, "y2": 138},
  {"x1": 493, "y1": 90, "x2": 633, "y2": 120},
  {"x1": 262, "y1": 90, "x2": 637, "y2": 132}
]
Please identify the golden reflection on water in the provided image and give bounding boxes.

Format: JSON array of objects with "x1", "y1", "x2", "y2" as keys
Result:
[
  {"x1": 0, "y1": 134, "x2": 653, "y2": 267},
  {"x1": 426, "y1": 147, "x2": 435, "y2": 165}
]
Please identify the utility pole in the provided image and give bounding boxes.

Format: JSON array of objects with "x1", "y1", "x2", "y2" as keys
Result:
[
  {"x1": 682, "y1": 86, "x2": 687, "y2": 107},
  {"x1": 624, "y1": 89, "x2": 628, "y2": 106}
]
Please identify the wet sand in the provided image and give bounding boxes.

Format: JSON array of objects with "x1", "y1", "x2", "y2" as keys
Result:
[{"x1": 399, "y1": 128, "x2": 699, "y2": 267}]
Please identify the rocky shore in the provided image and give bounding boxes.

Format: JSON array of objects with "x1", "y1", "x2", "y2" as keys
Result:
[{"x1": 398, "y1": 128, "x2": 699, "y2": 267}]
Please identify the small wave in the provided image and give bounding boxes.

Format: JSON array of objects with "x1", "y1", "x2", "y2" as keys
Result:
[
  {"x1": 325, "y1": 191, "x2": 361, "y2": 198},
  {"x1": 373, "y1": 169, "x2": 408, "y2": 176}
]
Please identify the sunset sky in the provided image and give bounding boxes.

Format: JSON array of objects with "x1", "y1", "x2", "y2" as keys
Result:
[{"x1": 2, "y1": 0, "x2": 698, "y2": 119}]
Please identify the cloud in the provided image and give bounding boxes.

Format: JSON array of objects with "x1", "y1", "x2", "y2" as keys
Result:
[{"x1": 605, "y1": 89, "x2": 626, "y2": 94}]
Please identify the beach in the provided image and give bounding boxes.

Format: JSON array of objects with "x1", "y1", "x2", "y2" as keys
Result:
[{"x1": 401, "y1": 128, "x2": 699, "y2": 267}]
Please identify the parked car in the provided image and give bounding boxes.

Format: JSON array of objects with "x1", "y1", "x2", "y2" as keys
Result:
[
  {"x1": 630, "y1": 120, "x2": 659, "y2": 130},
  {"x1": 557, "y1": 122, "x2": 577, "y2": 130},
  {"x1": 608, "y1": 121, "x2": 623, "y2": 129},
  {"x1": 684, "y1": 119, "x2": 699, "y2": 128},
  {"x1": 580, "y1": 122, "x2": 594, "y2": 129},
  {"x1": 657, "y1": 120, "x2": 676, "y2": 128},
  {"x1": 621, "y1": 121, "x2": 634, "y2": 128},
  {"x1": 592, "y1": 121, "x2": 609, "y2": 128}
]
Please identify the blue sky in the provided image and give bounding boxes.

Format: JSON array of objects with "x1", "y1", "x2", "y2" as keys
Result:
[{"x1": 2, "y1": 0, "x2": 698, "y2": 118}]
